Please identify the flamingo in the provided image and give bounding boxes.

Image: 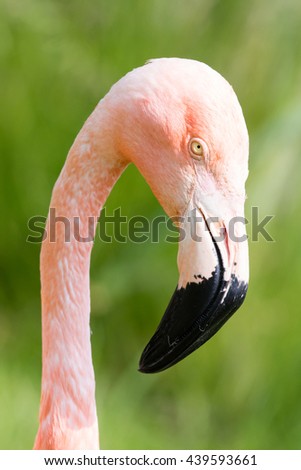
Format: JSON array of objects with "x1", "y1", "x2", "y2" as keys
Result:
[{"x1": 34, "y1": 58, "x2": 249, "y2": 449}]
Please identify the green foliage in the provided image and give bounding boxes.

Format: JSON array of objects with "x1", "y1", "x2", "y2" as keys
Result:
[{"x1": 1, "y1": 0, "x2": 301, "y2": 449}]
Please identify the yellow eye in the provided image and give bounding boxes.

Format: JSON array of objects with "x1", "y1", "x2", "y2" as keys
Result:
[{"x1": 189, "y1": 138, "x2": 207, "y2": 160}]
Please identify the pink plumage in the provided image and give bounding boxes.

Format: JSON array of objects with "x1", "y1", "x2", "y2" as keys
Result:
[{"x1": 35, "y1": 58, "x2": 249, "y2": 449}]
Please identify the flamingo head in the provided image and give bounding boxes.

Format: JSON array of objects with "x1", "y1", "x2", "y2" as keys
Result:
[{"x1": 108, "y1": 58, "x2": 249, "y2": 372}]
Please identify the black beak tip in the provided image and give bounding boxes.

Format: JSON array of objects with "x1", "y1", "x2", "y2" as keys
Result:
[
  {"x1": 138, "y1": 344, "x2": 166, "y2": 374},
  {"x1": 138, "y1": 364, "x2": 151, "y2": 374},
  {"x1": 138, "y1": 360, "x2": 148, "y2": 373},
  {"x1": 138, "y1": 359, "x2": 170, "y2": 374},
  {"x1": 138, "y1": 366, "x2": 162, "y2": 374},
  {"x1": 138, "y1": 274, "x2": 248, "y2": 374}
]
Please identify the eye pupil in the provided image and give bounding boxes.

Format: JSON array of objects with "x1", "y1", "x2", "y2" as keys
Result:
[
  {"x1": 192, "y1": 141, "x2": 202, "y2": 154},
  {"x1": 189, "y1": 138, "x2": 208, "y2": 160}
]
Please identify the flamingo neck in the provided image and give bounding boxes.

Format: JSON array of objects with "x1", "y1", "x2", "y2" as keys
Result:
[{"x1": 34, "y1": 108, "x2": 126, "y2": 449}]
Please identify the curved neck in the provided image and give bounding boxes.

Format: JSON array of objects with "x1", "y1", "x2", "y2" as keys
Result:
[{"x1": 34, "y1": 108, "x2": 127, "y2": 449}]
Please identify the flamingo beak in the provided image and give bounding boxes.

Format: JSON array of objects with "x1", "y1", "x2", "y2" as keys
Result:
[{"x1": 139, "y1": 198, "x2": 249, "y2": 373}]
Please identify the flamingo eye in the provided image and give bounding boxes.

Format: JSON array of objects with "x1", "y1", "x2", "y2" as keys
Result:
[{"x1": 189, "y1": 138, "x2": 208, "y2": 161}]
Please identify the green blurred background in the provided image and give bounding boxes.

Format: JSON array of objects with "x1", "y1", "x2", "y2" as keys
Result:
[{"x1": 1, "y1": 0, "x2": 301, "y2": 450}]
